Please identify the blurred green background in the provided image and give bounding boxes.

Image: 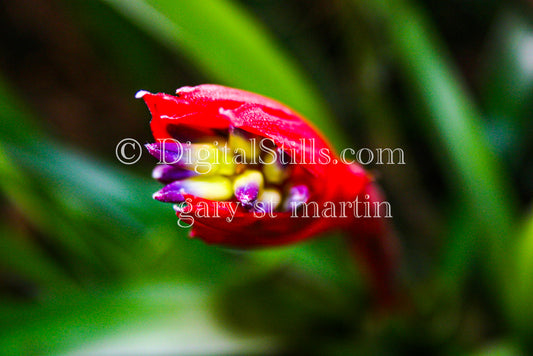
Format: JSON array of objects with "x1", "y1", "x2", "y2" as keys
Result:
[{"x1": 1, "y1": 0, "x2": 532, "y2": 354}]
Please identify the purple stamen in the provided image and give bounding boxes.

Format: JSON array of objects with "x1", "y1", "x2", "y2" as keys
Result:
[
  {"x1": 152, "y1": 181, "x2": 186, "y2": 203},
  {"x1": 284, "y1": 185, "x2": 309, "y2": 211},
  {"x1": 233, "y1": 170, "x2": 263, "y2": 208},
  {"x1": 145, "y1": 141, "x2": 184, "y2": 165},
  {"x1": 235, "y1": 183, "x2": 260, "y2": 208},
  {"x1": 152, "y1": 165, "x2": 198, "y2": 183},
  {"x1": 154, "y1": 176, "x2": 233, "y2": 202}
]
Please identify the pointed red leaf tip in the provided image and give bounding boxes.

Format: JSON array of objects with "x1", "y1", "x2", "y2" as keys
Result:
[{"x1": 139, "y1": 85, "x2": 400, "y2": 301}]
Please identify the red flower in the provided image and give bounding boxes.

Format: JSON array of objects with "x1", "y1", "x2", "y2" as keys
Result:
[{"x1": 138, "y1": 84, "x2": 399, "y2": 301}]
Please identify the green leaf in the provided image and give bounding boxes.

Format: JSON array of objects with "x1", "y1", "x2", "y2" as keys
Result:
[
  {"x1": 366, "y1": 0, "x2": 517, "y2": 292},
  {"x1": 100, "y1": 0, "x2": 346, "y2": 147},
  {"x1": 507, "y1": 208, "x2": 533, "y2": 342},
  {"x1": 0, "y1": 224, "x2": 74, "y2": 288},
  {"x1": 0, "y1": 71, "x2": 237, "y2": 283}
]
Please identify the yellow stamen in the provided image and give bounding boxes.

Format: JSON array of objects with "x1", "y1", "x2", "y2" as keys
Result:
[
  {"x1": 181, "y1": 175, "x2": 234, "y2": 201},
  {"x1": 257, "y1": 188, "x2": 282, "y2": 212},
  {"x1": 229, "y1": 127, "x2": 259, "y2": 163},
  {"x1": 262, "y1": 153, "x2": 287, "y2": 184}
]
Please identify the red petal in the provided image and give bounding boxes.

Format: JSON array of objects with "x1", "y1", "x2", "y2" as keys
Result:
[
  {"x1": 140, "y1": 85, "x2": 372, "y2": 245},
  {"x1": 139, "y1": 85, "x2": 334, "y2": 168}
]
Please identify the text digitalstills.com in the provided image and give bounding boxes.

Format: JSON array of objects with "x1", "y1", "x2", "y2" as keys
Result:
[{"x1": 116, "y1": 137, "x2": 406, "y2": 169}]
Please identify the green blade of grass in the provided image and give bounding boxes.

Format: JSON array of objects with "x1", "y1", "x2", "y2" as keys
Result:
[
  {"x1": 365, "y1": 0, "x2": 516, "y2": 290},
  {"x1": 507, "y1": 208, "x2": 533, "y2": 345},
  {"x1": 100, "y1": 0, "x2": 346, "y2": 147},
  {"x1": 0, "y1": 73, "x2": 163, "y2": 232},
  {"x1": 0, "y1": 223, "x2": 75, "y2": 289},
  {"x1": 0, "y1": 142, "x2": 107, "y2": 276},
  {"x1": 0, "y1": 72, "x2": 235, "y2": 283},
  {"x1": 0, "y1": 75, "x2": 152, "y2": 278}
]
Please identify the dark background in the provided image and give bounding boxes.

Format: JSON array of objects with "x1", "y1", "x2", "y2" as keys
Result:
[{"x1": 0, "y1": 0, "x2": 532, "y2": 354}]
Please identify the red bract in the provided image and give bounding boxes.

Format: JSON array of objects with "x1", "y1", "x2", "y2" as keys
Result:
[{"x1": 139, "y1": 84, "x2": 399, "y2": 301}]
